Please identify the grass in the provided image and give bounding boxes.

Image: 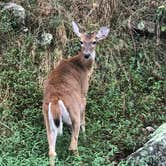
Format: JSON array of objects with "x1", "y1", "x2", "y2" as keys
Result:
[{"x1": 0, "y1": 0, "x2": 166, "y2": 165}]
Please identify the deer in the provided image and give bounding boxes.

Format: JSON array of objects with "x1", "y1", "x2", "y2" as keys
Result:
[{"x1": 42, "y1": 21, "x2": 109, "y2": 166}]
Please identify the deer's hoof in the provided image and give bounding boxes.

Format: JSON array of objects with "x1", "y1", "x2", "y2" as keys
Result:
[
  {"x1": 69, "y1": 148, "x2": 79, "y2": 156},
  {"x1": 49, "y1": 152, "x2": 57, "y2": 166}
]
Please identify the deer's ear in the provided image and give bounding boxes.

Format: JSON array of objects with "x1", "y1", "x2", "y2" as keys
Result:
[
  {"x1": 72, "y1": 21, "x2": 81, "y2": 37},
  {"x1": 96, "y1": 27, "x2": 110, "y2": 41}
]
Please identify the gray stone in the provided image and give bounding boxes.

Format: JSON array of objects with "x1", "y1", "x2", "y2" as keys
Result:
[
  {"x1": 128, "y1": 19, "x2": 156, "y2": 35},
  {"x1": 145, "y1": 126, "x2": 155, "y2": 132},
  {"x1": 127, "y1": 123, "x2": 166, "y2": 166},
  {"x1": 137, "y1": 21, "x2": 155, "y2": 34},
  {"x1": 2, "y1": 2, "x2": 26, "y2": 26},
  {"x1": 36, "y1": 33, "x2": 53, "y2": 46}
]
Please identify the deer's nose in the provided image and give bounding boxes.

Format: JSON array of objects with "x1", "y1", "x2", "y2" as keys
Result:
[{"x1": 84, "y1": 54, "x2": 90, "y2": 59}]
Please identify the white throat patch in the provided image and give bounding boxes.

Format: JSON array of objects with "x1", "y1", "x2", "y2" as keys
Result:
[{"x1": 90, "y1": 51, "x2": 96, "y2": 60}]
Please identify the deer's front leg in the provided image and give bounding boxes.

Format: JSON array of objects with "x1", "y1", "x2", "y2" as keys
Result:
[
  {"x1": 81, "y1": 98, "x2": 86, "y2": 135},
  {"x1": 81, "y1": 110, "x2": 85, "y2": 133}
]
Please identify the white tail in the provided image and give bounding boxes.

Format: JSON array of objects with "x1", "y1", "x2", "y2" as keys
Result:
[{"x1": 48, "y1": 102, "x2": 62, "y2": 136}]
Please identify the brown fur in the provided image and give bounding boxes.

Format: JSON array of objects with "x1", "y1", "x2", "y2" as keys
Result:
[
  {"x1": 42, "y1": 22, "x2": 109, "y2": 165},
  {"x1": 42, "y1": 51, "x2": 94, "y2": 162},
  {"x1": 43, "y1": 52, "x2": 93, "y2": 111}
]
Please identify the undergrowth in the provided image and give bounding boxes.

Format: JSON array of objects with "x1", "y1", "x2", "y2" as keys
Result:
[{"x1": 0, "y1": 0, "x2": 165, "y2": 165}]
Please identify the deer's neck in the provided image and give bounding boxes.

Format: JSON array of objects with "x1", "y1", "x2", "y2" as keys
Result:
[
  {"x1": 79, "y1": 52, "x2": 95, "y2": 70},
  {"x1": 69, "y1": 52, "x2": 95, "y2": 77}
]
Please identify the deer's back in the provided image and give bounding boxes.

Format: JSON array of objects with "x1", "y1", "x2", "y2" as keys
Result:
[{"x1": 43, "y1": 56, "x2": 90, "y2": 112}]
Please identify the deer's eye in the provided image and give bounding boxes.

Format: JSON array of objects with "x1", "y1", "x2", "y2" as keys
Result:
[
  {"x1": 80, "y1": 41, "x2": 83, "y2": 45},
  {"x1": 92, "y1": 41, "x2": 96, "y2": 45}
]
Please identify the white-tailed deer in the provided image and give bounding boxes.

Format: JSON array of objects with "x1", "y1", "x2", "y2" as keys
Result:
[{"x1": 43, "y1": 21, "x2": 109, "y2": 165}]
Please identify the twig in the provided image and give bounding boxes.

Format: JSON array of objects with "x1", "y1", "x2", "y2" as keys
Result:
[
  {"x1": 156, "y1": 20, "x2": 160, "y2": 46},
  {"x1": 128, "y1": 16, "x2": 137, "y2": 54},
  {"x1": 0, "y1": 121, "x2": 13, "y2": 132}
]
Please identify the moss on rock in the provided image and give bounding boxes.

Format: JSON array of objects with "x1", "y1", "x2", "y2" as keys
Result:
[{"x1": 127, "y1": 123, "x2": 166, "y2": 166}]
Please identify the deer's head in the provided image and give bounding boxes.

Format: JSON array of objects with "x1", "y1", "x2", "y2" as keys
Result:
[{"x1": 72, "y1": 21, "x2": 110, "y2": 60}]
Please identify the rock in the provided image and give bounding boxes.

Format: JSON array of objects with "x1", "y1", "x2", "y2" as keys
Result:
[
  {"x1": 127, "y1": 123, "x2": 166, "y2": 166},
  {"x1": 36, "y1": 33, "x2": 53, "y2": 46},
  {"x1": 137, "y1": 21, "x2": 155, "y2": 34},
  {"x1": 145, "y1": 126, "x2": 155, "y2": 132},
  {"x1": 128, "y1": 19, "x2": 166, "y2": 39},
  {"x1": 1, "y1": 2, "x2": 26, "y2": 29},
  {"x1": 128, "y1": 19, "x2": 156, "y2": 35}
]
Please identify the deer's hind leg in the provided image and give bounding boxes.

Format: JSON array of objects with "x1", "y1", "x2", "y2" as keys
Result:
[
  {"x1": 68, "y1": 108, "x2": 80, "y2": 155},
  {"x1": 43, "y1": 104, "x2": 57, "y2": 166}
]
